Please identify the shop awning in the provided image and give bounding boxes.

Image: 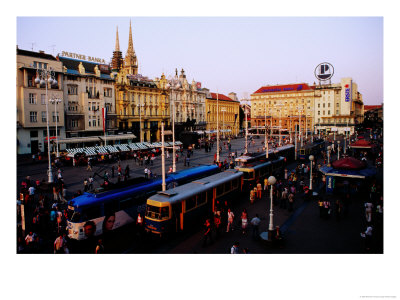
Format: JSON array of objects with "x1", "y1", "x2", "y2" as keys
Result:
[
  {"x1": 58, "y1": 134, "x2": 136, "y2": 144},
  {"x1": 319, "y1": 165, "x2": 377, "y2": 179}
]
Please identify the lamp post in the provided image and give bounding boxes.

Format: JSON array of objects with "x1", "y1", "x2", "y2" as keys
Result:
[
  {"x1": 221, "y1": 107, "x2": 226, "y2": 140},
  {"x1": 309, "y1": 155, "x2": 314, "y2": 190},
  {"x1": 264, "y1": 100, "x2": 268, "y2": 158},
  {"x1": 334, "y1": 118, "x2": 336, "y2": 141},
  {"x1": 337, "y1": 140, "x2": 341, "y2": 160},
  {"x1": 35, "y1": 67, "x2": 58, "y2": 183},
  {"x1": 165, "y1": 79, "x2": 180, "y2": 172},
  {"x1": 275, "y1": 103, "x2": 284, "y2": 147},
  {"x1": 268, "y1": 175, "x2": 277, "y2": 240},
  {"x1": 327, "y1": 145, "x2": 331, "y2": 166},
  {"x1": 161, "y1": 122, "x2": 166, "y2": 191},
  {"x1": 245, "y1": 105, "x2": 248, "y2": 154},
  {"x1": 216, "y1": 91, "x2": 220, "y2": 163},
  {"x1": 137, "y1": 102, "x2": 145, "y2": 143},
  {"x1": 49, "y1": 98, "x2": 62, "y2": 157}
]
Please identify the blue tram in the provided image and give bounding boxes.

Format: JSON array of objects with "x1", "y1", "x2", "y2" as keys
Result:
[
  {"x1": 145, "y1": 170, "x2": 243, "y2": 236},
  {"x1": 66, "y1": 165, "x2": 219, "y2": 240}
]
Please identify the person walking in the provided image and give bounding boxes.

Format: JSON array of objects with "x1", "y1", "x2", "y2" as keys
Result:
[
  {"x1": 202, "y1": 218, "x2": 212, "y2": 247},
  {"x1": 250, "y1": 214, "x2": 261, "y2": 239},
  {"x1": 54, "y1": 233, "x2": 67, "y2": 254},
  {"x1": 231, "y1": 242, "x2": 240, "y2": 254},
  {"x1": 86, "y1": 159, "x2": 92, "y2": 171},
  {"x1": 241, "y1": 209, "x2": 248, "y2": 235},
  {"x1": 214, "y1": 213, "x2": 221, "y2": 239},
  {"x1": 365, "y1": 200, "x2": 373, "y2": 223},
  {"x1": 144, "y1": 167, "x2": 149, "y2": 179},
  {"x1": 249, "y1": 188, "x2": 255, "y2": 204},
  {"x1": 226, "y1": 209, "x2": 235, "y2": 232},
  {"x1": 257, "y1": 181, "x2": 262, "y2": 200},
  {"x1": 288, "y1": 192, "x2": 294, "y2": 212}
]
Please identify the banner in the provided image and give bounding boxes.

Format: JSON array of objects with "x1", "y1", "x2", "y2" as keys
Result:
[
  {"x1": 102, "y1": 107, "x2": 107, "y2": 133},
  {"x1": 326, "y1": 175, "x2": 335, "y2": 194}
]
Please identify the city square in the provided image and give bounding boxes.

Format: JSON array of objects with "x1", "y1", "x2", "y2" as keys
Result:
[{"x1": 6, "y1": 8, "x2": 397, "y2": 300}]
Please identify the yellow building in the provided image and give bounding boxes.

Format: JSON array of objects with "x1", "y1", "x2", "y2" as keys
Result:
[
  {"x1": 113, "y1": 22, "x2": 170, "y2": 142},
  {"x1": 205, "y1": 92, "x2": 240, "y2": 137},
  {"x1": 251, "y1": 83, "x2": 315, "y2": 137}
]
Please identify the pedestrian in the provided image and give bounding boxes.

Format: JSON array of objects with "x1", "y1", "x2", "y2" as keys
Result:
[
  {"x1": 226, "y1": 209, "x2": 235, "y2": 232},
  {"x1": 95, "y1": 239, "x2": 105, "y2": 254},
  {"x1": 257, "y1": 181, "x2": 262, "y2": 199},
  {"x1": 202, "y1": 218, "x2": 212, "y2": 247},
  {"x1": 86, "y1": 159, "x2": 92, "y2": 171},
  {"x1": 168, "y1": 166, "x2": 173, "y2": 173},
  {"x1": 144, "y1": 167, "x2": 149, "y2": 179},
  {"x1": 214, "y1": 212, "x2": 221, "y2": 238},
  {"x1": 125, "y1": 164, "x2": 130, "y2": 178},
  {"x1": 187, "y1": 156, "x2": 190, "y2": 167},
  {"x1": 361, "y1": 225, "x2": 373, "y2": 251},
  {"x1": 288, "y1": 192, "x2": 294, "y2": 212},
  {"x1": 241, "y1": 209, "x2": 248, "y2": 235},
  {"x1": 264, "y1": 177, "x2": 269, "y2": 192},
  {"x1": 365, "y1": 200, "x2": 373, "y2": 223},
  {"x1": 231, "y1": 242, "x2": 240, "y2": 254},
  {"x1": 280, "y1": 187, "x2": 288, "y2": 209},
  {"x1": 250, "y1": 214, "x2": 261, "y2": 239},
  {"x1": 88, "y1": 175, "x2": 94, "y2": 191},
  {"x1": 54, "y1": 233, "x2": 67, "y2": 254},
  {"x1": 249, "y1": 188, "x2": 255, "y2": 204},
  {"x1": 83, "y1": 178, "x2": 88, "y2": 192}
]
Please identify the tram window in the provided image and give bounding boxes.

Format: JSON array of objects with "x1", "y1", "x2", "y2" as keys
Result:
[
  {"x1": 146, "y1": 205, "x2": 160, "y2": 219},
  {"x1": 224, "y1": 181, "x2": 231, "y2": 193},
  {"x1": 186, "y1": 197, "x2": 196, "y2": 211},
  {"x1": 300, "y1": 149, "x2": 305, "y2": 155},
  {"x1": 207, "y1": 190, "x2": 213, "y2": 202},
  {"x1": 160, "y1": 207, "x2": 169, "y2": 219},
  {"x1": 104, "y1": 200, "x2": 118, "y2": 215},
  {"x1": 232, "y1": 178, "x2": 238, "y2": 189},
  {"x1": 217, "y1": 185, "x2": 224, "y2": 197},
  {"x1": 82, "y1": 206, "x2": 101, "y2": 220},
  {"x1": 197, "y1": 192, "x2": 206, "y2": 205},
  {"x1": 120, "y1": 197, "x2": 134, "y2": 210}
]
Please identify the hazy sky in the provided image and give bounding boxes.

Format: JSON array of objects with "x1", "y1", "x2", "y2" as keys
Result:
[{"x1": 17, "y1": 17, "x2": 382, "y2": 104}]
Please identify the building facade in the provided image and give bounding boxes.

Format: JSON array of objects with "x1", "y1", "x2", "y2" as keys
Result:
[
  {"x1": 251, "y1": 83, "x2": 315, "y2": 137},
  {"x1": 314, "y1": 78, "x2": 363, "y2": 135},
  {"x1": 17, "y1": 48, "x2": 64, "y2": 155},
  {"x1": 112, "y1": 22, "x2": 170, "y2": 142},
  {"x1": 166, "y1": 68, "x2": 207, "y2": 132},
  {"x1": 205, "y1": 92, "x2": 240, "y2": 137},
  {"x1": 58, "y1": 55, "x2": 117, "y2": 139}
]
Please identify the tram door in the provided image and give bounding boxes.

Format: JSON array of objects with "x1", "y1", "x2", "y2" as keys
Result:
[{"x1": 171, "y1": 202, "x2": 183, "y2": 232}]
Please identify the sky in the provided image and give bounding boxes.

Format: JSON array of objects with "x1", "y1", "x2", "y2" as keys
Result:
[{"x1": 16, "y1": 16, "x2": 383, "y2": 104}]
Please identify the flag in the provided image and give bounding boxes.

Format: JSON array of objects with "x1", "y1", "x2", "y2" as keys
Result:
[{"x1": 102, "y1": 107, "x2": 107, "y2": 133}]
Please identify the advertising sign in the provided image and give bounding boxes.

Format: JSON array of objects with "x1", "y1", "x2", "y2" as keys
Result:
[
  {"x1": 326, "y1": 175, "x2": 335, "y2": 194},
  {"x1": 315, "y1": 62, "x2": 334, "y2": 81}
]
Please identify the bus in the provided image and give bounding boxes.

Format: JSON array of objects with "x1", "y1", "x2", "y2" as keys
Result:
[{"x1": 66, "y1": 165, "x2": 219, "y2": 240}]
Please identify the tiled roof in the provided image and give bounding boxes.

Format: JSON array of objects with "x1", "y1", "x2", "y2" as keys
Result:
[
  {"x1": 17, "y1": 48, "x2": 57, "y2": 61},
  {"x1": 208, "y1": 93, "x2": 239, "y2": 102},
  {"x1": 253, "y1": 83, "x2": 314, "y2": 94},
  {"x1": 364, "y1": 105, "x2": 382, "y2": 111}
]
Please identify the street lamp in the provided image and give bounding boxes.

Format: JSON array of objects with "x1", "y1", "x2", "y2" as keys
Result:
[
  {"x1": 165, "y1": 79, "x2": 180, "y2": 172},
  {"x1": 137, "y1": 102, "x2": 145, "y2": 143},
  {"x1": 268, "y1": 175, "x2": 277, "y2": 240},
  {"x1": 221, "y1": 107, "x2": 226, "y2": 140},
  {"x1": 35, "y1": 67, "x2": 58, "y2": 183},
  {"x1": 161, "y1": 122, "x2": 166, "y2": 191},
  {"x1": 216, "y1": 91, "x2": 220, "y2": 163},
  {"x1": 327, "y1": 145, "x2": 331, "y2": 166},
  {"x1": 244, "y1": 105, "x2": 248, "y2": 154},
  {"x1": 49, "y1": 98, "x2": 62, "y2": 158},
  {"x1": 264, "y1": 100, "x2": 268, "y2": 158},
  {"x1": 337, "y1": 140, "x2": 341, "y2": 160},
  {"x1": 309, "y1": 155, "x2": 314, "y2": 190}
]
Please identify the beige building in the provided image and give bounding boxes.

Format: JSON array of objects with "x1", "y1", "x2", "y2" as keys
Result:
[
  {"x1": 251, "y1": 83, "x2": 315, "y2": 137},
  {"x1": 17, "y1": 47, "x2": 64, "y2": 155},
  {"x1": 315, "y1": 78, "x2": 363, "y2": 134},
  {"x1": 205, "y1": 91, "x2": 240, "y2": 137},
  {"x1": 58, "y1": 55, "x2": 118, "y2": 141}
]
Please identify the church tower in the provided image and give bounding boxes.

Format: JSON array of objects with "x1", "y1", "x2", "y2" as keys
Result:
[
  {"x1": 124, "y1": 20, "x2": 138, "y2": 75},
  {"x1": 111, "y1": 26, "x2": 123, "y2": 72}
]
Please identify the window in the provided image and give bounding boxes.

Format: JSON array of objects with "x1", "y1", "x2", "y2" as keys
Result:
[
  {"x1": 336, "y1": 110, "x2": 339, "y2": 115},
  {"x1": 323, "y1": 103, "x2": 325, "y2": 108},
  {"x1": 29, "y1": 93, "x2": 37, "y2": 104},
  {"x1": 41, "y1": 94, "x2": 46, "y2": 105},
  {"x1": 323, "y1": 111, "x2": 325, "y2": 116},
  {"x1": 318, "y1": 111, "x2": 320, "y2": 116},
  {"x1": 30, "y1": 130, "x2": 38, "y2": 138},
  {"x1": 217, "y1": 184, "x2": 224, "y2": 197},
  {"x1": 68, "y1": 85, "x2": 78, "y2": 95},
  {"x1": 328, "y1": 103, "x2": 330, "y2": 107},
  {"x1": 52, "y1": 112, "x2": 59, "y2": 122},
  {"x1": 318, "y1": 104, "x2": 320, "y2": 108},
  {"x1": 104, "y1": 88, "x2": 112, "y2": 97},
  {"x1": 224, "y1": 181, "x2": 232, "y2": 193},
  {"x1": 197, "y1": 193, "x2": 206, "y2": 206},
  {"x1": 337, "y1": 103, "x2": 339, "y2": 107},
  {"x1": 186, "y1": 197, "x2": 196, "y2": 211},
  {"x1": 70, "y1": 120, "x2": 78, "y2": 128},
  {"x1": 328, "y1": 110, "x2": 330, "y2": 115},
  {"x1": 41, "y1": 112, "x2": 46, "y2": 122},
  {"x1": 30, "y1": 112, "x2": 37, "y2": 123},
  {"x1": 88, "y1": 102, "x2": 91, "y2": 111}
]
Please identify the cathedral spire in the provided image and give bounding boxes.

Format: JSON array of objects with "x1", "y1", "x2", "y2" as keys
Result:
[
  {"x1": 124, "y1": 19, "x2": 138, "y2": 75},
  {"x1": 115, "y1": 26, "x2": 120, "y2": 52}
]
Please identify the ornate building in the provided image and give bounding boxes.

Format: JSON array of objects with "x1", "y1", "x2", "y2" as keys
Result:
[
  {"x1": 112, "y1": 21, "x2": 169, "y2": 142},
  {"x1": 16, "y1": 47, "x2": 64, "y2": 155},
  {"x1": 166, "y1": 68, "x2": 207, "y2": 132},
  {"x1": 205, "y1": 91, "x2": 240, "y2": 137},
  {"x1": 58, "y1": 55, "x2": 118, "y2": 140}
]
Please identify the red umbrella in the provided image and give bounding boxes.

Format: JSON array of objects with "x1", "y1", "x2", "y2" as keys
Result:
[{"x1": 331, "y1": 157, "x2": 367, "y2": 170}]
